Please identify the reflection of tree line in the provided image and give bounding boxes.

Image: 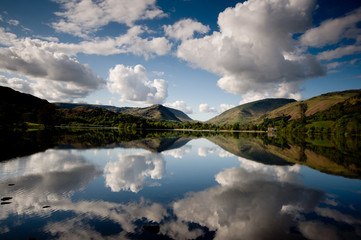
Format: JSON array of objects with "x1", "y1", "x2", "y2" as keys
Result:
[
  {"x1": 258, "y1": 133, "x2": 361, "y2": 178},
  {"x1": 2, "y1": 129, "x2": 360, "y2": 178}
]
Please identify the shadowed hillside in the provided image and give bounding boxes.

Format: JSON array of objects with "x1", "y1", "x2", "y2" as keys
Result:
[{"x1": 0, "y1": 86, "x2": 58, "y2": 129}]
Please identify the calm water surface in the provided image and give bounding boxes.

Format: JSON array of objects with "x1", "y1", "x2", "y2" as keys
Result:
[{"x1": 0, "y1": 130, "x2": 360, "y2": 239}]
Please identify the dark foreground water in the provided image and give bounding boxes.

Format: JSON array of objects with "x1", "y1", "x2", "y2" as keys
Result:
[{"x1": 0, "y1": 130, "x2": 361, "y2": 240}]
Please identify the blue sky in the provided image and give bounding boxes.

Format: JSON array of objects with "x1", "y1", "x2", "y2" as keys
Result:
[{"x1": 0, "y1": 0, "x2": 360, "y2": 121}]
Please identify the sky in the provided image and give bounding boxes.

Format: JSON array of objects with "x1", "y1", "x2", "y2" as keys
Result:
[{"x1": 0, "y1": 0, "x2": 360, "y2": 121}]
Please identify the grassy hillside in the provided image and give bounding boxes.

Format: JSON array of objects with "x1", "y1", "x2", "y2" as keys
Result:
[
  {"x1": 207, "y1": 98, "x2": 296, "y2": 125},
  {"x1": 265, "y1": 89, "x2": 361, "y2": 120},
  {"x1": 55, "y1": 103, "x2": 192, "y2": 122},
  {"x1": 257, "y1": 90, "x2": 361, "y2": 135},
  {"x1": 120, "y1": 104, "x2": 182, "y2": 122}
]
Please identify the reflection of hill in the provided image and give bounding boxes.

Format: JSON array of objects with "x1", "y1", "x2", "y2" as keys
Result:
[
  {"x1": 206, "y1": 135, "x2": 292, "y2": 166},
  {"x1": 206, "y1": 133, "x2": 361, "y2": 179},
  {"x1": 263, "y1": 138, "x2": 361, "y2": 179},
  {"x1": 56, "y1": 129, "x2": 193, "y2": 152},
  {"x1": 111, "y1": 137, "x2": 192, "y2": 153},
  {"x1": 1, "y1": 129, "x2": 194, "y2": 161}
]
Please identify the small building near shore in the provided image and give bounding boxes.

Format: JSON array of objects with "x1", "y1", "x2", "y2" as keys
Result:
[{"x1": 267, "y1": 127, "x2": 277, "y2": 132}]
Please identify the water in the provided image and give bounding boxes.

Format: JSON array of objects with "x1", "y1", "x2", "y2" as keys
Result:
[{"x1": 0, "y1": 130, "x2": 360, "y2": 239}]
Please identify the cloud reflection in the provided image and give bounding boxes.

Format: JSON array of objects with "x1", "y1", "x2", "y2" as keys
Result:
[
  {"x1": 172, "y1": 160, "x2": 323, "y2": 240},
  {"x1": 1, "y1": 147, "x2": 360, "y2": 239},
  {"x1": 163, "y1": 145, "x2": 192, "y2": 159},
  {"x1": 104, "y1": 152, "x2": 165, "y2": 193},
  {"x1": 0, "y1": 150, "x2": 101, "y2": 220}
]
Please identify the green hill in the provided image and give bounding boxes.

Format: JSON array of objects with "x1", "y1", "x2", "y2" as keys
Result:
[
  {"x1": 119, "y1": 104, "x2": 192, "y2": 122},
  {"x1": 55, "y1": 103, "x2": 193, "y2": 122},
  {"x1": 265, "y1": 89, "x2": 361, "y2": 120},
  {"x1": 257, "y1": 89, "x2": 361, "y2": 135},
  {"x1": 207, "y1": 98, "x2": 296, "y2": 125}
]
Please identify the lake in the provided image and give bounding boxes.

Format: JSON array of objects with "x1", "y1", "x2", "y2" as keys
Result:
[{"x1": 0, "y1": 129, "x2": 361, "y2": 240}]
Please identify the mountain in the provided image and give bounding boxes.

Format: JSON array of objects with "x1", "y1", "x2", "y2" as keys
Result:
[
  {"x1": 55, "y1": 103, "x2": 193, "y2": 122},
  {"x1": 207, "y1": 98, "x2": 296, "y2": 125},
  {"x1": 264, "y1": 89, "x2": 361, "y2": 120}
]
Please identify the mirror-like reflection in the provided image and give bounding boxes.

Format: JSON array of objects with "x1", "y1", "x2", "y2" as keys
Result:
[{"x1": 0, "y1": 130, "x2": 360, "y2": 239}]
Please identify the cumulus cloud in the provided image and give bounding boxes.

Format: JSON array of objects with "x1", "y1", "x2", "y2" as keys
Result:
[
  {"x1": 164, "y1": 18, "x2": 210, "y2": 41},
  {"x1": 0, "y1": 27, "x2": 17, "y2": 46},
  {"x1": 0, "y1": 38, "x2": 105, "y2": 101},
  {"x1": 0, "y1": 75, "x2": 102, "y2": 102},
  {"x1": 0, "y1": 75, "x2": 33, "y2": 94},
  {"x1": 177, "y1": 0, "x2": 326, "y2": 100},
  {"x1": 164, "y1": 100, "x2": 193, "y2": 114},
  {"x1": 0, "y1": 24, "x2": 171, "y2": 102},
  {"x1": 103, "y1": 151, "x2": 165, "y2": 193},
  {"x1": 199, "y1": 103, "x2": 218, "y2": 114},
  {"x1": 52, "y1": 0, "x2": 166, "y2": 38},
  {"x1": 107, "y1": 64, "x2": 168, "y2": 104}
]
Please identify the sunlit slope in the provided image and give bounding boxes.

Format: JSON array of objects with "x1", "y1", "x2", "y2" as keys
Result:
[
  {"x1": 120, "y1": 104, "x2": 192, "y2": 122},
  {"x1": 207, "y1": 98, "x2": 296, "y2": 125},
  {"x1": 265, "y1": 89, "x2": 361, "y2": 120},
  {"x1": 56, "y1": 103, "x2": 193, "y2": 122}
]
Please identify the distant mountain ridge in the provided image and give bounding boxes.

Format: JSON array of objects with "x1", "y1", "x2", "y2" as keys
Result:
[
  {"x1": 207, "y1": 98, "x2": 296, "y2": 125},
  {"x1": 55, "y1": 102, "x2": 193, "y2": 122}
]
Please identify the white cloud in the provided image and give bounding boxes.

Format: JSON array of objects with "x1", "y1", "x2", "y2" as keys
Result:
[
  {"x1": 199, "y1": 103, "x2": 218, "y2": 114},
  {"x1": 0, "y1": 27, "x2": 17, "y2": 46},
  {"x1": 55, "y1": 26, "x2": 172, "y2": 59},
  {"x1": 197, "y1": 146, "x2": 216, "y2": 157},
  {"x1": 103, "y1": 152, "x2": 165, "y2": 193},
  {"x1": 177, "y1": 0, "x2": 325, "y2": 99},
  {"x1": 164, "y1": 100, "x2": 193, "y2": 114},
  {"x1": 0, "y1": 38, "x2": 105, "y2": 101},
  {"x1": 171, "y1": 162, "x2": 324, "y2": 240},
  {"x1": 0, "y1": 75, "x2": 33, "y2": 94},
  {"x1": 220, "y1": 104, "x2": 235, "y2": 113},
  {"x1": 164, "y1": 18, "x2": 210, "y2": 41},
  {"x1": 152, "y1": 71, "x2": 164, "y2": 76},
  {"x1": 52, "y1": 0, "x2": 166, "y2": 38},
  {"x1": 163, "y1": 145, "x2": 192, "y2": 159},
  {"x1": 317, "y1": 45, "x2": 361, "y2": 61},
  {"x1": 107, "y1": 64, "x2": 168, "y2": 104},
  {"x1": 301, "y1": 7, "x2": 361, "y2": 63},
  {"x1": 7, "y1": 19, "x2": 19, "y2": 26},
  {"x1": 301, "y1": 7, "x2": 361, "y2": 48},
  {"x1": 33, "y1": 35, "x2": 59, "y2": 42}
]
